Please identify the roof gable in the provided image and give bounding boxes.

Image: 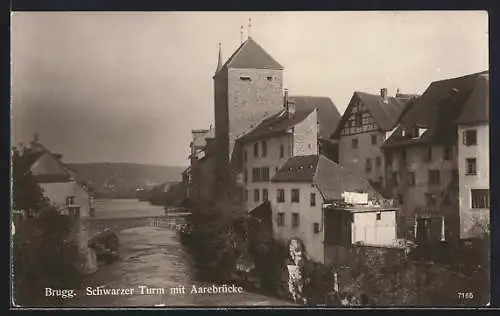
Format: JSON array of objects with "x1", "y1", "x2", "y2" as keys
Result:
[
  {"x1": 288, "y1": 96, "x2": 341, "y2": 139},
  {"x1": 331, "y1": 91, "x2": 407, "y2": 138},
  {"x1": 215, "y1": 37, "x2": 283, "y2": 76},
  {"x1": 30, "y1": 151, "x2": 72, "y2": 182}
]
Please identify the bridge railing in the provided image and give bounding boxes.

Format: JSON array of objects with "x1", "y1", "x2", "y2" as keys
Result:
[{"x1": 148, "y1": 218, "x2": 188, "y2": 232}]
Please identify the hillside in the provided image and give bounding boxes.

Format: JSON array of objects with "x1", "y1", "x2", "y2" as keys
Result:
[{"x1": 66, "y1": 162, "x2": 186, "y2": 199}]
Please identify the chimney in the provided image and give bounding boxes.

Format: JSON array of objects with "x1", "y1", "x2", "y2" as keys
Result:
[
  {"x1": 287, "y1": 100, "x2": 296, "y2": 116},
  {"x1": 283, "y1": 88, "x2": 289, "y2": 108},
  {"x1": 380, "y1": 88, "x2": 388, "y2": 103}
]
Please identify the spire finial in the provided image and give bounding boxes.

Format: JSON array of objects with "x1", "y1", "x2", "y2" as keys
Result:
[
  {"x1": 240, "y1": 25, "x2": 244, "y2": 44},
  {"x1": 215, "y1": 41, "x2": 223, "y2": 74},
  {"x1": 248, "y1": 18, "x2": 252, "y2": 38}
]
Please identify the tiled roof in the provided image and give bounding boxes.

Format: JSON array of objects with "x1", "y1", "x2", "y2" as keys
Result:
[
  {"x1": 355, "y1": 92, "x2": 408, "y2": 131},
  {"x1": 382, "y1": 126, "x2": 435, "y2": 149},
  {"x1": 384, "y1": 71, "x2": 489, "y2": 148},
  {"x1": 289, "y1": 96, "x2": 341, "y2": 139},
  {"x1": 215, "y1": 37, "x2": 283, "y2": 77},
  {"x1": 271, "y1": 155, "x2": 319, "y2": 182},
  {"x1": 271, "y1": 154, "x2": 378, "y2": 200},
  {"x1": 455, "y1": 72, "x2": 489, "y2": 125},
  {"x1": 331, "y1": 91, "x2": 409, "y2": 138},
  {"x1": 400, "y1": 71, "x2": 488, "y2": 129},
  {"x1": 17, "y1": 149, "x2": 44, "y2": 175},
  {"x1": 313, "y1": 155, "x2": 379, "y2": 201},
  {"x1": 18, "y1": 144, "x2": 75, "y2": 182},
  {"x1": 237, "y1": 108, "x2": 313, "y2": 143}
]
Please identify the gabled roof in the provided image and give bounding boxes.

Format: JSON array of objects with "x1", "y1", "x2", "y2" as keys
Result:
[
  {"x1": 271, "y1": 154, "x2": 378, "y2": 200},
  {"x1": 237, "y1": 108, "x2": 314, "y2": 143},
  {"x1": 383, "y1": 71, "x2": 489, "y2": 148},
  {"x1": 214, "y1": 37, "x2": 283, "y2": 77},
  {"x1": 289, "y1": 96, "x2": 341, "y2": 139},
  {"x1": 331, "y1": 91, "x2": 408, "y2": 138},
  {"x1": 18, "y1": 143, "x2": 75, "y2": 183},
  {"x1": 400, "y1": 71, "x2": 488, "y2": 129}
]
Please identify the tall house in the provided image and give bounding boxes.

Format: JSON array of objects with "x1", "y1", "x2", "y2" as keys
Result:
[
  {"x1": 18, "y1": 143, "x2": 92, "y2": 218},
  {"x1": 269, "y1": 154, "x2": 391, "y2": 264},
  {"x1": 213, "y1": 37, "x2": 284, "y2": 180},
  {"x1": 235, "y1": 92, "x2": 341, "y2": 212},
  {"x1": 331, "y1": 89, "x2": 412, "y2": 184},
  {"x1": 236, "y1": 100, "x2": 319, "y2": 212},
  {"x1": 455, "y1": 72, "x2": 489, "y2": 240},
  {"x1": 188, "y1": 126, "x2": 216, "y2": 206},
  {"x1": 381, "y1": 71, "x2": 488, "y2": 242}
]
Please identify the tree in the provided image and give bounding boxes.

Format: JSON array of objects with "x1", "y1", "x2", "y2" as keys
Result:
[
  {"x1": 12, "y1": 144, "x2": 83, "y2": 306},
  {"x1": 11, "y1": 146, "x2": 47, "y2": 215}
]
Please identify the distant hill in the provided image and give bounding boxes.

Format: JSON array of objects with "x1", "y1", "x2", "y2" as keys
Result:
[{"x1": 66, "y1": 162, "x2": 186, "y2": 199}]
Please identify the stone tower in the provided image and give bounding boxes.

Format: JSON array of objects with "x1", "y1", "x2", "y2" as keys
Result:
[{"x1": 213, "y1": 37, "x2": 284, "y2": 182}]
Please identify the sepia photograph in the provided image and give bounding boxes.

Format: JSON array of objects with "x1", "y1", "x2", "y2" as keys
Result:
[{"x1": 10, "y1": 11, "x2": 490, "y2": 308}]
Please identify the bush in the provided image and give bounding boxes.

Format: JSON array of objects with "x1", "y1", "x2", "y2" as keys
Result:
[
  {"x1": 12, "y1": 143, "x2": 84, "y2": 306},
  {"x1": 13, "y1": 209, "x2": 84, "y2": 306}
]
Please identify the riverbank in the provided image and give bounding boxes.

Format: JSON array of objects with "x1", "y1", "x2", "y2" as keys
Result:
[{"x1": 66, "y1": 226, "x2": 294, "y2": 307}]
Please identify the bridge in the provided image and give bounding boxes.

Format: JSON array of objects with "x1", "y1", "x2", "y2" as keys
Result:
[{"x1": 83, "y1": 212, "x2": 192, "y2": 241}]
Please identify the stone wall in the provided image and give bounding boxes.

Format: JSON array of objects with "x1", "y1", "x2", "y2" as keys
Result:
[{"x1": 292, "y1": 110, "x2": 318, "y2": 156}]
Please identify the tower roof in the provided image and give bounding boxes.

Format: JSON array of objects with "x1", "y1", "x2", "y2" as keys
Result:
[
  {"x1": 215, "y1": 42, "x2": 223, "y2": 74},
  {"x1": 214, "y1": 37, "x2": 283, "y2": 77}
]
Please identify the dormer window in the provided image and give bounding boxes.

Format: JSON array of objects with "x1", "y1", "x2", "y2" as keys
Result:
[{"x1": 240, "y1": 76, "x2": 251, "y2": 82}]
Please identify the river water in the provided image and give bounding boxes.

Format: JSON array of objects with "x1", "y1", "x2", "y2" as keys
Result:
[{"x1": 66, "y1": 199, "x2": 294, "y2": 307}]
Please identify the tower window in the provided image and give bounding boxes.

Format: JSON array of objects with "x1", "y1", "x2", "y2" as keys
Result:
[{"x1": 240, "y1": 76, "x2": 251, "y2": 81}]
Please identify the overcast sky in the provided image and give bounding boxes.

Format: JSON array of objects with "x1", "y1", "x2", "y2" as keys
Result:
[{"x1": 11, "y1": 11, "x2": 488, "y2": 166}]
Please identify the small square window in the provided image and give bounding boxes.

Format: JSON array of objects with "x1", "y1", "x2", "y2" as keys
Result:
[
  {"x1": 254, "y1": 189, "x2": 260, "y2": 202},
  {"x1": 254, "y1": 143, "x2": 259, "y2": 158},
  {"x1": 277, "y1": 213, "x2": 285, "y2": 226},
  {"x1": 262, "y1": 141, "x2": 268, "y2": 157},
  {"x1": 365, "y1": 158, "x2": 372, "y2": 173},
  {"x1": 277, "y1": 189, "x2": 285, "y2": 203},
  {"x1": 291, "y1": 189, "x2": 300, "y2": 203},
  {"x1": 292, "y1": 213, "x2": 300, "y2": 228},
  {"x1": 471, "y1": 189, "x2": 489, "y2": 209},
  {"x1": 310, "y1": 193, "x2": 316, "y2": 206},
  {"x1": 266, "y1": 76, "x2": 273, "y2": 81},
  {"x1": 352, "y1": 138, "x2": 358, "y2": 149},
  {"x1": 428, "y1": 170, "x2": 441, "y2": 184},
  {"x1": 313, "y1": 223, "x2": 320, "y2": 234},
  {"x1": 463, "y1": 130, "x2": 477, "y2": 146},
  {"x1": 466, "y1": 158, "x2": 477, "y2": 175},
  {"x1": 262, "y1": 188, "x2": 269, "y2": 201}
]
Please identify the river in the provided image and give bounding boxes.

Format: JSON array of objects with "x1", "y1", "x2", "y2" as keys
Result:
[{"x1": 66, "y1": 199, "x2": 294, "y2": 307}]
